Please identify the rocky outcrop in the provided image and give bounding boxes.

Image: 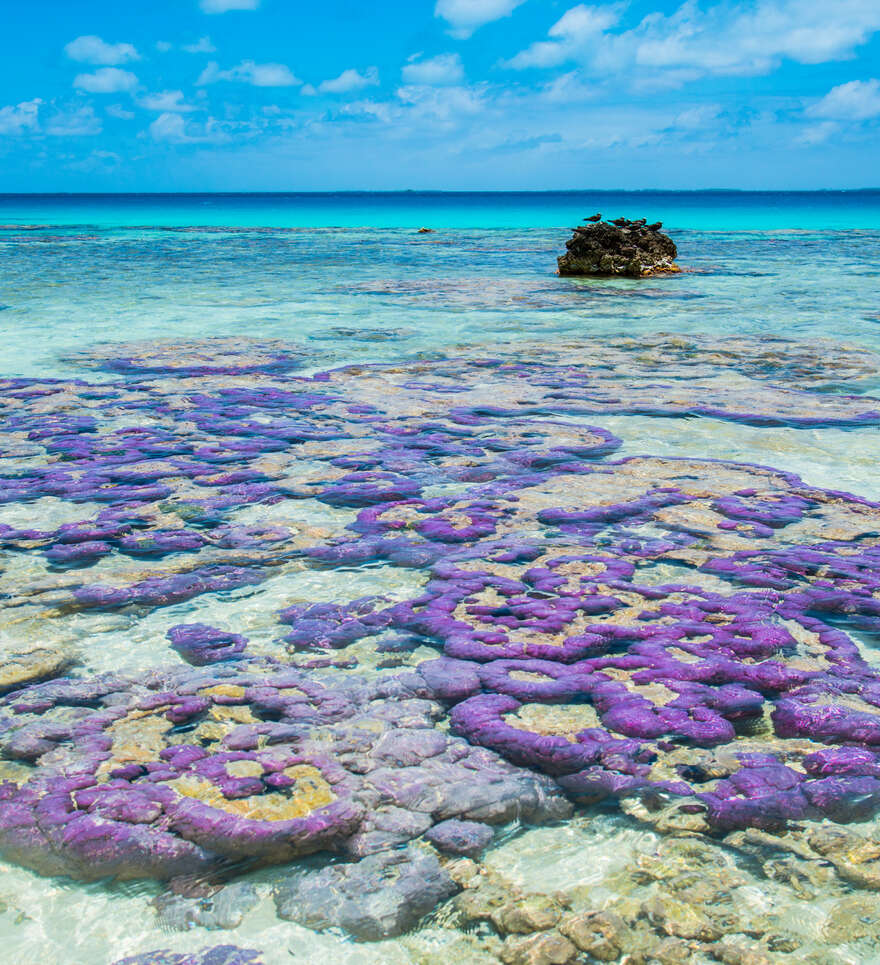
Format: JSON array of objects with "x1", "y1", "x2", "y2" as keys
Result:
[{"x1": 557, "y1": 215, "x2": 678, "y2": 278}]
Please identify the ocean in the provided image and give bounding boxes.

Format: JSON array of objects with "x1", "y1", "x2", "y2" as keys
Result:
[{"x1": 0, "y1": 192, "x2": 879, "y2": 964}]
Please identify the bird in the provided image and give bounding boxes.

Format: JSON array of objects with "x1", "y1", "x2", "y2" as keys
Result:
[
  {"x1": 585, "y1": 213, "x2": 602, "y2": 222},
  {"x1": 647, "y1": 221, "x2": 663, "y2": 231},
  {"x1": 612, "y1": 217, "x2": 628, "y2": 226}
]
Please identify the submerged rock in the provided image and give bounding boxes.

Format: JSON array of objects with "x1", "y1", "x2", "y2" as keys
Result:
[
  {"x1": 426, "y1": 818, "x2": 494, "y2": 856},
  {"x1": 113, "y1": 948, "x2": 263, "y2": 965},
  {"x1": 167, "y1": 624, "x2": 249, "y2": 666},
  {"x1": 557, "y1": 216, "x2": 679, "y2": 278},
  {"x1": 3, "y1": 334, "x2": 880, "y2": 953},
  {"x1": 0, "y1": 660, "x2": 568, "y2": 882},
  {"x1": 500, "y1": 930, "x2": 578, "y2": 965},
  {"x1": 273, "y1": 847, "x2": 458, "y2": 940},
  {"x1": 153, "y1": 882, "x2": 260, "y2": 931},
  {"x1": 0, "y1": 647, "x2": 75, "y2": 693}
]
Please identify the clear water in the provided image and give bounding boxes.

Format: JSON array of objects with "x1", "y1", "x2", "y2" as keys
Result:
[
  {"x1": 1, "y1": 193, "x2": 879, "y2": 382},
  {"x1": 1, "y1": 193, "x2": 880, "y2": 965}
]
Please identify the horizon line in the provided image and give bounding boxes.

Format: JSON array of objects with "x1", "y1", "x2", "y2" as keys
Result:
[{"x1": 2, "y1": 188, "x2": 880, "y2": 197}]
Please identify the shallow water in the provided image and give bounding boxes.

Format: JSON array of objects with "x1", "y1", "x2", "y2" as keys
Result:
[{"x1": 1, "y1": 195, "x2": 880, "y2": 965}]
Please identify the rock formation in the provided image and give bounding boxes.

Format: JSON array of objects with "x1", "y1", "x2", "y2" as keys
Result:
[{"x1": 558, "y1": 216, "x2": 679, "y2": 278}]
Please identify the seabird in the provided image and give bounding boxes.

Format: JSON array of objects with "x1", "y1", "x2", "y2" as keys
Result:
[
  {"x1": 585, "y1": 213, "x2": 602, "y2": 222},
  {"x1": 647, "y1": 221, "x2": 663, "y2": 231}
]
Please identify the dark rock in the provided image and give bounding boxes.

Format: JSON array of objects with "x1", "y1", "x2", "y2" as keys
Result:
[
  {"x1": 272, "y1": 847, "x2": 458, "y2": 940},
  {"x1": 425, "y1": 818, "x2": 494, "y2": 856},
  {"x1": 558, "y1": 217, "x2": 679, "y2": 278}
]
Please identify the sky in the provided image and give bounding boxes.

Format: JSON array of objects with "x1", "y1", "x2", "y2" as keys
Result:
[{"x1": 0, "y1": 0, "x2": 878, "y2": 190}]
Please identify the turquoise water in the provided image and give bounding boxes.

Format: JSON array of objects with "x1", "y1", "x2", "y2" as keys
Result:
[
  {"x1": 2, "y1": 190, "x2": 880, "y2": 230},
  {"x1": 1, "y1": 193, "x2": 879, "y2": 382},
  {"x1": 1, "y1": 194, "x2": 880, "y2": 965}
]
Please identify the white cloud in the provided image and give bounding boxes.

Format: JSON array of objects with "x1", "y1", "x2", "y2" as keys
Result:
[
  {"x1": 339, "y1": 81, "x2": 488, "y2": 132},
  {"x1": 138, "y1": 90, "x2": 196, "y2": 112},
  {"x1": 313, "y1": 67, "x2": 379, "y2": 94},
  {"x1": 402, "y1": 53, "x2": 465, "y2": 85},
  {"x1": 74, "y1": 68, "x2": 139, "y2": 94},
  {"x1": 506, "y1": 0, "x2": 880, "y2": 82},
  {"x1": 200, "y1": 0, "x2": 259, "y2": 12},
  {"x1": 184, "y1": 36, "x2": 217, "y2": 54},
  {"x1": 0, "y1": 99, "x2": 41, "y2": 135},
  {"x1": 45, "y1": 105, "x2": 102, "y2": 136},
  {"x1": 340, "y1": 99, "x2": 395, "y2": 124},
  {"x1": 197, "y1": 60, "x2": 300, "y2": 87},
  {"x1": 435, "y1": 0, "x2": 527, "y2": 38},
  {"x1": 395, "y1": 84, "x2": 486, "y2": 122},
  {"x1": 107, "y1": 104, "x2": 136, "y2": 119},
  {"x1": 798, "y1": 120, "x2": 838, "y2": 144},
  {"x1": 505, "y1": 4, "x2": 622, "y2": 69},
  {"x1": 149, "y1": 111, "x2": 231, "y2": 143},
  {"x1": 150, "y1": 112, "x2": 188, "y2": 141},
  {"x1": 807, "y1": 78, "x2": 880, "y2": 121},
  {"x1": 541, "y1": 70, "x2": 596, "y2": 101},
  {"x1": 64, "y1": 35, "x2": 140, "y2": 65}
]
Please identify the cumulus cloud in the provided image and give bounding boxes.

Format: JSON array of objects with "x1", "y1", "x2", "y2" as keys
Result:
[
  {"x1": 197, "y1": 60, "x2": 300, "y2": 86},
  {"x1": 45, "y1": 105, "x2": 102, "y2": 136},
  {"x1": 506, "y1": 0, "x2": 880, "y2": 82},
  {"x1": 435, "y1": 0, "x2": 527, "y2": 38},
  {"x1": 807, "y1": 78, "x2": 880, "y2": 120},
  {"x1": 505, "y1": 4, "x2": 623, "y2": 69},
  {"x1": 64, "y1": 35, "x2": 139, "y2": 65},
  {"x1": 0, "y1": 99, "x2": 41, "y2": 135},
  {"x1": 395, "y1": 84, "x2": 486, "y2": 122},
  {"x1": 149, "y1": 111, "x2": 230, "y2": 143},
  {"x1": 308, "y1": 67, "x2": 379, "y2": 95},
  {"x1": 106, "y1": 104, "x2": 135, "y2": 119},
  {"x1": 340, "y1": 99, "x2": 395, "y2": 124},
  {"x1": 183, "y1": 36, "x2": 217, "y2": 53},
  {"x1": 339, "y1": 80, "x2": 488, "y2": 132},
  {"x1": 138, "y1": 90, "x2": 196, "y2": 112},
  {"x1": 150, "y1": 112, "x2": 189, "y2": 141},
  {"x1": 200, "y1": 0, "x2": 259, "y2": 12},
  {"x1": 402, "y1": 53, "x2": 464, "y2": 85},
  {"x1": 74, "y1": 68, "x2": 139, "y2": 94}
]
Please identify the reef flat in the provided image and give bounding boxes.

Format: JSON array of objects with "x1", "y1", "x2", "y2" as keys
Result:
[{"x1": 1, "y1": 335, "x2": 880, "y2": 963}]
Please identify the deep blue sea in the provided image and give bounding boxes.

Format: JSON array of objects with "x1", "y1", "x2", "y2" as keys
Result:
[{"x1": 1, "y1": 193, "x2": 880, "y2": 964}]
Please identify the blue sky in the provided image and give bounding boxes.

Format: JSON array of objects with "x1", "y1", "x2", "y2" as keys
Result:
[{"x1": 0, "y1": 0, "x2": 878, "y2": 190}]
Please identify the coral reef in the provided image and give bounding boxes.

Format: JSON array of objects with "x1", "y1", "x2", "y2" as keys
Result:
[{"x1": 0, "y1": 335, "x2": 879, "y2": 958}]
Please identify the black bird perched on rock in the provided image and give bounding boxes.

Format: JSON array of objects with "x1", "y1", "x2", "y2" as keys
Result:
[
  {"x1": 585, "y1": 213, "x2": 602, "y2": 222},
  {"x1": 612, "y1": 217, "x2": 628, "y2": 226},
  {"x1": 647, "y1": 221, "x2": 663, "y2": 231}
]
